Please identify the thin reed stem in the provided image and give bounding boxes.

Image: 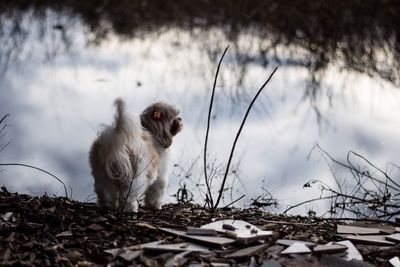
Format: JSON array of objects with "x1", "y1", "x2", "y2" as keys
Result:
[{"x1": 214, "y1": 67, "x2": 278, "y2": 209}]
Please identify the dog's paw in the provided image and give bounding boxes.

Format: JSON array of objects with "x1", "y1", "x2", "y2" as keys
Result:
[
  {"x1": 144, "y1": 201, "x2": 162, "y2": 210},
  {"x1": 122, "y1": 202, "x2": 139, "y2": 213}
]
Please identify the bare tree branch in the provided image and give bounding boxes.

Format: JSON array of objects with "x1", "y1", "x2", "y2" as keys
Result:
[
  {"x1": 214, "y1": 67, "x2": 278, "y2": 209},
  {"x1": 222, "y1": 194, "x2": 245, "y2": 209},
  {"x1": 0, "y1": 114, "x2": 9, "y2": 125},
  {"x1": 283, "y1": 195, "x2": 335, "y2": 214},
  {"x1": 288, "y1": 144, "x2": 400, "y2": 219}
]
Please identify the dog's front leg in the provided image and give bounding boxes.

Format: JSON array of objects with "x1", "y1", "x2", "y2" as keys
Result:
[{"x1": 144, "y1": 174, "x2": 167, "y2": 210}]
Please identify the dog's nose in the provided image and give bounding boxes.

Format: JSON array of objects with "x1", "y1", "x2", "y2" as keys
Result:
[{"x1": 176, "y1": 117, "x2": 182, "y2": 121}]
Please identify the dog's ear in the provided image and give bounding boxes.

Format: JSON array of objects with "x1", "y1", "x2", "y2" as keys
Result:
[
  {"x1": 141, "y1": 106, "x2": 164, "y2": 129},
  {"x1": 151, "y1": 111, "x2": 164, "y2": 122}
]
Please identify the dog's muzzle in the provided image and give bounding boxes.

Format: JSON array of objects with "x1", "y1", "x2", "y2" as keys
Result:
[{"x1": 170, "y1": 117, "x2": 182, "y2": 136}]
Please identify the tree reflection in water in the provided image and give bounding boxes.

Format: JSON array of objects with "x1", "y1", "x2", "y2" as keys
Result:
[
  {"x1": 1, "y1": 1, "x2": 399, "y2": 214},
  {"x1": 0, "y1": 0, "x2": 399, "y2": 96}
]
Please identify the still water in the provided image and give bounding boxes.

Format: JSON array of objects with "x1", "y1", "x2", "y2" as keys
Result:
[{"x1": 1, "y1": 12, "x2": 400, "y2": 216}]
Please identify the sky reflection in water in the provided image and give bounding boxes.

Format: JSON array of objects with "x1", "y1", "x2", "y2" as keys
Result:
[{"x1": 1, "y1": 21, "x2": 400, "y2": 216}]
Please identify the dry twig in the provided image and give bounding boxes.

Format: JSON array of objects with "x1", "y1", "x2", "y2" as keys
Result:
[
  {"x1": 285, "y1": 144, "x2": 400, "y2": 219},
  {"x1": 0, "y1": 162, "x2": 68, "y2": 198}
]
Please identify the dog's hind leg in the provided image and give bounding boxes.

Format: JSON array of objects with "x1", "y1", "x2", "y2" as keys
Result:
[{"x1": 94, "y1": 178, "x2": 118, "y2": 209}]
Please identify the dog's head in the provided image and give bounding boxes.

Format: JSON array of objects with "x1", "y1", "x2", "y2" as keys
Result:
[{"x1": 140, "y1": 102, "x2": 183, "y2": 148}]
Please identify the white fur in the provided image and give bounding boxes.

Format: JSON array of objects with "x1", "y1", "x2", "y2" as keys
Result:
[{"x1": 89, "y1": 98, "x2": 182, "y2": 212}]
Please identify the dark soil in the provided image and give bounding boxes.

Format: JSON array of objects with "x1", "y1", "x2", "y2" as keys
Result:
[{"x1": 0, "y1": 187, "x2": 398, "y2": 266}]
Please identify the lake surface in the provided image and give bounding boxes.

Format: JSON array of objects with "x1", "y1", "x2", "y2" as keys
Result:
[{"x1": 1, "y1": 5, "x2": 400, "y2": 217}]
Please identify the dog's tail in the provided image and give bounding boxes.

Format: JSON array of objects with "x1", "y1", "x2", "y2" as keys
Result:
[{"x1": 97, "y1": 98, "x2": 142, "y2": 183}]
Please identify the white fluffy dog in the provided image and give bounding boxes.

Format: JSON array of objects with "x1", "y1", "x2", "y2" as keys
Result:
[{"x1": 89, "y1": 98, "x2": 183, "y2": 212}]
